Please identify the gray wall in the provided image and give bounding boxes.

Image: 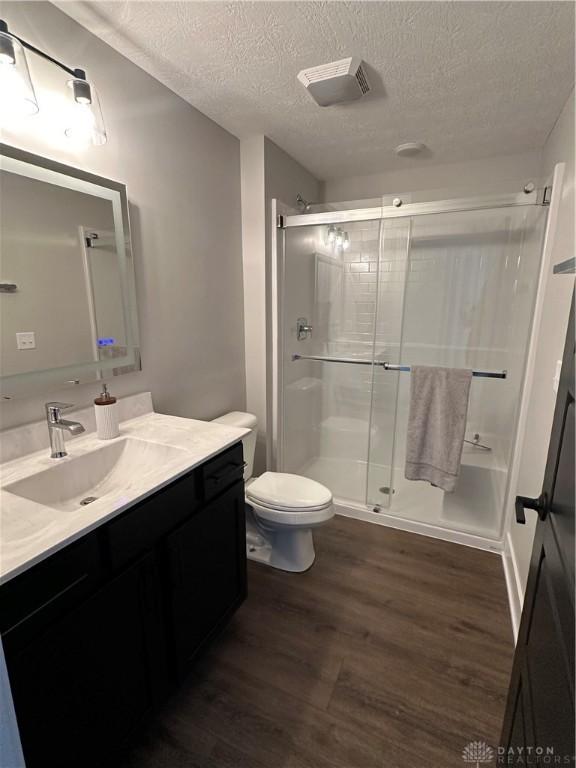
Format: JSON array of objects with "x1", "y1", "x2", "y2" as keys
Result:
[
  {"x1": 0, "y1": 1, "x2": 245, "y2": 429},
  {"x1": 321, "y1": 150, "x2": 543, "y2": 202},
  {"x1": 507, "y1": 88, "x2": 575, "y2": 596},
  {"x1": 240, "y1": 136, "x2": 320, "y2": 473},
  {"x1": 240, "y1": 137, "x2": 267, "y2": 470},
  {"x1": 263, "y1": 138, "x2": 321, "y2": 469}
]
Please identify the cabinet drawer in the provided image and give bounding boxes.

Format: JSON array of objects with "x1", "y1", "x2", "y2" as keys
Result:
[
  {"x1": 0, "y1": 534, "x2": 101, "y2": 651},
  {"x1": 201, "y1": 442, "x2": 244, "y2": 502},
  {"x1": 105, "y1": 468, "x2": 199, "y2": 571}
]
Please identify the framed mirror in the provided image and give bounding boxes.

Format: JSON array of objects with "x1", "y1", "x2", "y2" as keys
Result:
[{"x1": 0, "y1": 144, "x2": 140, "y2": 399}]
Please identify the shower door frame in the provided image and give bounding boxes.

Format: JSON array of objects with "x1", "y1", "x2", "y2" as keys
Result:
[
  {"x1": 272, "y1": 183, "x2": 554, "y2": 553},
  {"x1": 278, "y1": 188, "x2": 547, "y2": 228}
]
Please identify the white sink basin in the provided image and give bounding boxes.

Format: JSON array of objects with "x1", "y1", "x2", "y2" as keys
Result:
[{"x1": 4, "y1": 437, "x2": 190, "y2": 513}]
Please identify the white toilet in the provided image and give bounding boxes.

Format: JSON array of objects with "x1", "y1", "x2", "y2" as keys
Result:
[{"x1": 212, "y1": 412, "x2": 334, "y2": 572}]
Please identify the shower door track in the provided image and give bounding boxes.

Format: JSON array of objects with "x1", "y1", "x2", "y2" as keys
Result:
[{"x1": 277, "y1": 187, "x2": 550, "y2": 228}]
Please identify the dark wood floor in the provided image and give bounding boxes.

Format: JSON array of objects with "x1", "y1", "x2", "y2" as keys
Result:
[{"x1": 121, "y1": 516, "x2": 514, "y2": 768}]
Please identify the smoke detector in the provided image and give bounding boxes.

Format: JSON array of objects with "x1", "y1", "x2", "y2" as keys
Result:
[
  {"x1": 395, "y1": 142, "x2": 426, "y2": 157},
  {"x1": 297, "y1": 57, "x2": 371, "y2": 107}
]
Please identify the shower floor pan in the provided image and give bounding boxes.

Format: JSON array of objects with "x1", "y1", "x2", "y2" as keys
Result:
[{"x1": 299, "y1": 455, "x2": 507, "y2": 544}]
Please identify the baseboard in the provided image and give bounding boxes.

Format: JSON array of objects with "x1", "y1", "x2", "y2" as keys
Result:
[
  {"x1": 334, "y1": 502, "x2": 503, "y2": 554},
  {"x1": 502, "y1": 531, "x2": 523, "y2": 642}
]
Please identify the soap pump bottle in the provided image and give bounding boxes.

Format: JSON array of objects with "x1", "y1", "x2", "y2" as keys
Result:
[{"x1": 94, "y1": 383, "x2": 119, "y2": 439}]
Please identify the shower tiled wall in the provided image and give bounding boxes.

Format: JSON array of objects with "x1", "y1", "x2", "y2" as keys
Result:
[
  {"x1": 314, "y1": 220, "x2": 409, "y2": 477},
  {"x1": 340, "y1": 221, "x2": 380, "y2": 344}
]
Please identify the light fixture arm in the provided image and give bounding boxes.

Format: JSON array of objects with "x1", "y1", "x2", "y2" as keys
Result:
[{"x1": 0, "y1": 19, "x2": 84, "y2": 79}]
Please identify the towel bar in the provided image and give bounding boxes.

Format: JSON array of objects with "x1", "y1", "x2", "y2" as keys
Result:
[{"x1": 291, "y1": 354, "x2": 507, "y2": 379}]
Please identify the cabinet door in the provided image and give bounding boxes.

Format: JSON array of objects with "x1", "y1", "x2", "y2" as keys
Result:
[
  {"x1": 165, "y1": 480, "x2": 246, "y2": 678},
  {"x1": 7, "y1": 553, "x2": 165, "y2": 768}
]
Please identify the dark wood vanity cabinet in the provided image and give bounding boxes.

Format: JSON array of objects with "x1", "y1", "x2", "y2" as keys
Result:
[
  {"x1": 166, "y1": 481, "x2": 247, "y2": 679},
  {"x1": 7, "y1": 554, "x2": 164, "y2": 768},
  {"x1": 0, "y1": 443, "x2": 246, "y2": 768}
]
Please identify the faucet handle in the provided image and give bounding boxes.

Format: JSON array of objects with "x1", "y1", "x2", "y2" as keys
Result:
[{"x1": 45, "y1": 402, "x2": 74, "y2": 421}]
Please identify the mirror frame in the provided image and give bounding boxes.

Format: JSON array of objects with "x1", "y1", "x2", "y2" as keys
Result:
[{"x1": 0, "y1": 143, "x2": 141, "y2": 400}]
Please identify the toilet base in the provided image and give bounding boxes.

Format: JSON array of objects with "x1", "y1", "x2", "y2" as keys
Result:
[{"x1": 246, "y1": 517, "x2": 316, "y2": 573}]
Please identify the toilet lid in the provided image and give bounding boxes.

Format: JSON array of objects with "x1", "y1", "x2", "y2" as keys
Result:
[{"x1": 246, "y1": 472, "x2": 332, "y2": 510}]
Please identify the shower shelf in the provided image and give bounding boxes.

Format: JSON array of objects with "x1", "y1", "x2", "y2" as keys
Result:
[{"x1": 292, "y1": 354, "x2": 507, "y2": 379}]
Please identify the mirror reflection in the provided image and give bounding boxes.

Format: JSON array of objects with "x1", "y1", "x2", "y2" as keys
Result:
[{"x1": 0, "y1": 146, "x2": 140, "y2": 396}]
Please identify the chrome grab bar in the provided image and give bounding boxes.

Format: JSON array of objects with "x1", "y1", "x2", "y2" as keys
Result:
[{"x1": 291, "y1": 354, "x2": 507, "y2": 379}]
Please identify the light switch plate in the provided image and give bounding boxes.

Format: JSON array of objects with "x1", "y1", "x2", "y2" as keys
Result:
[{"x1": 16, "y1": 332, "x2": 36, "y2": 350}]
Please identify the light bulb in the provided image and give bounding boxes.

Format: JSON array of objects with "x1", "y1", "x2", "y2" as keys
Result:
[
  {"x1": 335, "y1": 228, "x2": 344, "y2": 247},
  {"x1": 72, "y1": 78, "x2": 92, "y2": 105},
  {"x1": 0, "y1": 31, "x2": 38, "y2": 119},
  {"x1": 65, "y1": 76, "x2": 107, "y2": 145},
  {"x1": 342, "y1": 232, "x2": 350, "y2": 250},
  {"x1": 65, "y1": 102, "x2": 97, "y2": 145},
  {"x1": 326, "y1": 225, "x2": 336, "y2": 245}
]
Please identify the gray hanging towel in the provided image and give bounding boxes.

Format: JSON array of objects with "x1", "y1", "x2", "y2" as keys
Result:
[{"x1": 405, "y1": 366, "x2": 472, "y2": 493}]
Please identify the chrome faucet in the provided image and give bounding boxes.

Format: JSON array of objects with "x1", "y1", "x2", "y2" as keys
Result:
[{"x1": 45, "y1": 402, "x2": 85, "y2": 459}]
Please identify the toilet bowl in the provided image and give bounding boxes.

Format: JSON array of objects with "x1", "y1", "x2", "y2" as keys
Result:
[{"x1": 212, "y1": 412, "x2": 334, "y2": 572}]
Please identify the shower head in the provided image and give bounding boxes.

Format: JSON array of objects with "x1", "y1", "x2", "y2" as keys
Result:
[{"x1": 296, "y1": 193, "x2": 318, "y2": 212}]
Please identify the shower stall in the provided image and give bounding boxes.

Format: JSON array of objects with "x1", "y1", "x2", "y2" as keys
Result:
[{"x1": 273, "y1": 186, "x2": 550, "y2": 548}]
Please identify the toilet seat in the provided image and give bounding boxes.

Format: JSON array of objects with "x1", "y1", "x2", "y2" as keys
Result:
[
  {"x1": 248, "y1": 497, "x2": 334, "y2": 526},
  {"x1": 247, "y1": 472, "x2": 332, "y2": 510},
  {"x1": 246, "y1": 472, "x2": 334, "y2": 526}
]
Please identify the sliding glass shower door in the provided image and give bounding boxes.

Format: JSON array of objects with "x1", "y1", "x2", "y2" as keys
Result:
[
  {"x1": 280, "y1": 218, "x2": 402, "y2": 509},
  {"x1": 279, "y1": 189, "x2": 547, "y2": 540},
  {"x1": 365, "y1": 204, "x2": 547, "y2": 539}
]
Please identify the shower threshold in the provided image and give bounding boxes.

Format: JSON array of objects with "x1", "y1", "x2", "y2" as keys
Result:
[
  {"x1": 298, "y1": 456, "x2": 504, "y2": 553},
  {"x1": 333, "y1": 498, "x2": 503, "y2": 553}
]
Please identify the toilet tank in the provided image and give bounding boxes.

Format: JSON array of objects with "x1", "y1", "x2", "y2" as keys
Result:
[{"x1": 211, "y1": 411, "x2": 258, "y2": 480}]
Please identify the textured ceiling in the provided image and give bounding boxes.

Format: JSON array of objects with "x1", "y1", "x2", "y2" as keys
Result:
[{"x1": 57, "y1": 1, "x2": 575, "y2": 180}]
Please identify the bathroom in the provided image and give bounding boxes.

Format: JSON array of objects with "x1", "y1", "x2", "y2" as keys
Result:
[{"x1": 0, "y1": 1, "x2": 574, "y2": 766}]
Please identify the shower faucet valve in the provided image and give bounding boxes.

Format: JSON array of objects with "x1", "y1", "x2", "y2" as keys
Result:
[{"x1": 296, "y1": 317, "x2": 313, "y2": 341}]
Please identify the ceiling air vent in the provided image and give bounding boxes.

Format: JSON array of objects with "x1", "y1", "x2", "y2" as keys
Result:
[{"x1": 297, "y1": 57, "x2": 371, "y2": 107}]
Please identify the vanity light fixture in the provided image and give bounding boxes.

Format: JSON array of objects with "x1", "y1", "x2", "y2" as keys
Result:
[
  {"x1": 0, "y1": 19, "x2": 107, "y2": 145},
  {"x1": 326, "y1": 225, "x2": 337, "y2": 246}
]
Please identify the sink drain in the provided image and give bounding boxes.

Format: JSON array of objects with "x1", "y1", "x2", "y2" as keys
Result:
[{"x1": 80, "y1": 496, "x2": 98, "y2": 506}]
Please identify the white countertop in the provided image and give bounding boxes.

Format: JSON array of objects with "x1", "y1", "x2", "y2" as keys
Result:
[{"x1": 0, "y1": 412, "x2": 248, "y2": 585}]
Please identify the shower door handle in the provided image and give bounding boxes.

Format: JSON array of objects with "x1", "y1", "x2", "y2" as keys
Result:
[{"x1": 515, "y1": 493, "x2": 548, "y2": 524}]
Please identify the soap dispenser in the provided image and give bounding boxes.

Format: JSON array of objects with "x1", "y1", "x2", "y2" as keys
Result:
[{"x1": 94, "y1": 383, "x2": 119, "y2": 439}]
